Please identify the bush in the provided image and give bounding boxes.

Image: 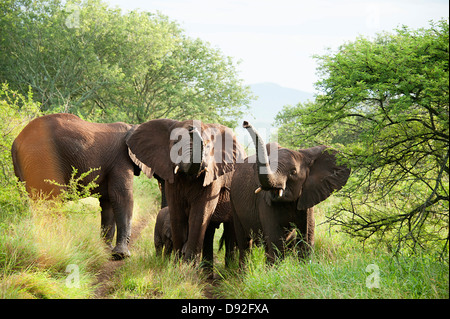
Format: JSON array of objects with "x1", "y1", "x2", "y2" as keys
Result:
[
  {"x1": 276, "y1": 20, "x2": 449, "y2": 256},
  {"x1": 0, "y1": 83, "x2": 40, "y2": 222}
]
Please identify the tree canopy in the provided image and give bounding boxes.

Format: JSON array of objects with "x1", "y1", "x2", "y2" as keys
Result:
[
  {"x1": 276, "y1": 20, "x2": 449, "y2": 256},
  {"x1": 0, "y1": 0, "x2": 252, "y2": 125}
]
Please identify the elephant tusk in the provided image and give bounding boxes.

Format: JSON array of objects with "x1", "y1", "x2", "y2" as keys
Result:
[
  {"x1": 174, "y1": 165, "x2": 179, "y2": 174},
  {"x1": 278, "y1": 189, "x2": 284, "y2": 198},
  {"x1": 286, "y1": 229, "x2": 296, "y2": 242},
  {"x1": 254, "y1": 187, "x2": 262, "y2": 194},
  {"x1": 199, "y1": 166, "x2": 209, "y2": 174}
]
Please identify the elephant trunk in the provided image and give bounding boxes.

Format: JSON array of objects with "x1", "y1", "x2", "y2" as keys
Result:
[
  {"x1": 243, "y1": 121, "x2": 278, "y2": 190},
  {"x1": 189, "y1": 125, "x2": 205, "y2": 175},
  {"x1": 176, "y1": 125, "x2": 205, "y2": 176}
]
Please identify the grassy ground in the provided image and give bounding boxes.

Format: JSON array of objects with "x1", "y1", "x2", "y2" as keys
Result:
[
  {"x1": 0, "y1": 175, "x2": 448, "y2": 299},
  {"x1": 0, "y1": 197, "x2": 109, "y2": 298},
  {"x1": 214, "y1": 224, "x2": 448, "y2": 299}
]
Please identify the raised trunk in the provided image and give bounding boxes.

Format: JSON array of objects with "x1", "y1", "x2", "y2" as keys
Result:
[{"x1": 243, "y1": 121, "x2": 278, "y2": 190}]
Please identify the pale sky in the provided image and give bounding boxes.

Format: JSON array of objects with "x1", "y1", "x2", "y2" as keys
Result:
[{"x1": 106, "y1": 0, "x2": 448, "y2": 93}]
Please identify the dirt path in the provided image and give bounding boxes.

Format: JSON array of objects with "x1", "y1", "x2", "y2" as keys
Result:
[
  {"x1": 92, "y1": 214, "x2": 151, "y2": 298},
  {"x1": 203, "y1": 278, "x2": 219, "y2": 299},
  {"x1": 91, "y1": 212, "x2": 221, "y2": 299}
]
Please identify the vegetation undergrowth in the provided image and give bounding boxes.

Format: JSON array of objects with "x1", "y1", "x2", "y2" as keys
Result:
[
  {"x1": 213, "y1": 206, "x2": 449, "y2": 299},
  {"x1": 102, "y1": 176, "x2": 208, "y2": 299},
  {"x1": 1, "y1": 174, "x2": 448, "y2": 299},
  {"x1": 0, "y1": 195, "x2": 109, "y2": 298},
  {"x1": 108, "y1": 188, "x2": 449, "y2": 299}
]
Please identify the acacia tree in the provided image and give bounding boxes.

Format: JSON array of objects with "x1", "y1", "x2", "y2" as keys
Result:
[
  {"x1": 276, "y1": 20, "x2": 449, "y2": 256},
  {"x1": 0, "y1": 0, "x2": 252, "y2": 126}
]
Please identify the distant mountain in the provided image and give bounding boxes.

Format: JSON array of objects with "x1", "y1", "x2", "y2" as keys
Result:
[{"x1": 236, "y1": 82, "x2": 314, "y2": 147}]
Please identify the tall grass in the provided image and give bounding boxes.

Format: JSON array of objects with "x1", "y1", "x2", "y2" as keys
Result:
[
  {"x1": 1, "y1": 175, "x2": 448, "y2": 299},
  {"x1": 213, "y1": 201, "x2": 449, "y2": 299},
  {"x1": 109, "y1": 234, "x2": 207, "y2": 299},
  {"x1": 103, "y1": 176, "x2": 208, "y2": 299},
  {"x1": 0, "y1": 192, "x2": 109, "y2": 298}
]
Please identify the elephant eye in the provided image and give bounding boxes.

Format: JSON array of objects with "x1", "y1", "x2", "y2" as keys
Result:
[{"x1": 290, "y1": 169, "x2": 297, "y2": 176}]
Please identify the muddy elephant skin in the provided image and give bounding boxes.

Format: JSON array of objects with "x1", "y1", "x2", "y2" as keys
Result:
[{"x1": 12, "y1": 113, "x2": 140, "y2": 259}]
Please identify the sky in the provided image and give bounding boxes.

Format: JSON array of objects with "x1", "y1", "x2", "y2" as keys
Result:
[{"x1": 105, "y1": 0, "x2": 448, "y2": 93}]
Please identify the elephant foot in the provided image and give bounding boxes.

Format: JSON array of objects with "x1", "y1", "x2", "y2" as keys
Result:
[
  {"x1": 111, "y1": 245, "x2": 131, "y2": 260},
  {"x1": 104, "y1": 242, "x2": 114, "y2": 251},
  {"x1": 201, "y1": 265, "x2": 215, "y2": 280},
  {"x1": 183, "y1": 251, "x2": 201, "y2": 265}
]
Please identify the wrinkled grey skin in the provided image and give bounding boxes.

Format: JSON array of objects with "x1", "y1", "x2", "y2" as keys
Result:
[
  {"x1": 126, "y1": 119, "x2": 245, "y2": 264},
  {"x1": 231, "y1": 121, "x2": 351, "y2": 263}
]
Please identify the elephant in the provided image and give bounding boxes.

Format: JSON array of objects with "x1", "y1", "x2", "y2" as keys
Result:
[
  {"x1": 154, "y1": 207, "x2": 173, "y2": 257},
  {"x1": 11, "y1": 113, "x2": 141, "y2": 259},
  {"x1": 230, "y1": 121, "x2": 351, "y2": 263},
  {"x1": 126, "y1": 119, "x2": 245, "y2": 264}
]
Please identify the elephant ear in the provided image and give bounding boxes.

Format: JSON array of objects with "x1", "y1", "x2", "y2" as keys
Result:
[
  {"x1": 202, "y1": 124, "x2": 246, "y2": 187},
  {"x1": 126, "y1": 119, "x2": 178, "y2": 183},
  {"x1": 297, "y1": 146, "x2": 350, "y2": 210}
]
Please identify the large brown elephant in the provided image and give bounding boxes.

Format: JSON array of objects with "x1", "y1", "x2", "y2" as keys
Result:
[
  {"x1": 231, "y1": 121, "x2": 351, "y2": 263},
  {"x1": 11, "y1": 113, "x2": 140, "y2": 259},
  {"x1": 126, "y1": 119, "x2": 245, "y2": 263}
]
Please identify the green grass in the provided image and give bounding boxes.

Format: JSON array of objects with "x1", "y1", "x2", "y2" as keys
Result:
[
  {"x1": 213, "y1": 233, "x2": 448, "y2": 299},
  {"x1": 211, "y1": 199, "x2": 448, "y2": 299},
  {"x1": 110, "y1": 249, "x2": 207, "y2": 299},
  {"x1": 104, "y1": 177, "x2": 208, "y2": 299},
  {"x1": 1, "y1": 175, "x2": 448, "y2": 299},
  {"x1": 0, "y1": 193, "x2": 109, "y2": 298}
]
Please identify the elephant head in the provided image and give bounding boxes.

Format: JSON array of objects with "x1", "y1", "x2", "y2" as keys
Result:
[
  {"x1": 126, "y1": 119, "x2": 244, "y2": 186},
  {"x1": 243, "y1": 121, "x2": 350, "y2": 210}
]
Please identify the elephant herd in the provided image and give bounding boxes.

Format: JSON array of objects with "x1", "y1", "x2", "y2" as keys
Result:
[{"x1": 11, "y1": 113, "x2": 350, "y2": 270}]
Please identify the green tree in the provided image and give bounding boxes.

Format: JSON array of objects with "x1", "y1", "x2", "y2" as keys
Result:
[
  {"x1": 276, "y1": 20, "x2": 449, "y2": 256},
  {"x1": 0, "y1": 83, "x2": 40, "y2": 220},
  {"x1": 0, "y1": 0, "x2": 252, "y2": 125}
]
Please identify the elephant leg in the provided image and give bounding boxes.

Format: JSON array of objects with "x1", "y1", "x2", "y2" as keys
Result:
[
  {"x1": 100, "y1": 197, "x2": 115, "y2": 250},
  {"x1": 264, "y1": 232, "x2": 284, "y2": 263},
  {"x1": 202, "y1": 223, "x2": 216, "y2": 274},
  {"x1": 165, "y1": 183, "x2": 188, "y2": 259},
  {"x1": 232, "y1": 212, "x2": 251, "y2": 267},
  {"x1": 223, "y1": 222, "x2": 236, "y2": 267},
  {"x1": 307, "y1": 207, "x2": 315, "y2": 249},
  {"x1": 164, "y1": 238, "x2": 173, "y2": 257},
  {"x1": 184, "y1": 194, "x2": 220, "y2": 262},
  {"x1": 294, "y1": 208, "x2": 314, "y2": 258},
  {"x1": 154, "y1": 232, "x2": 163, "y2": 257},
  {"x1": 168, "y1": 203, "x2": 188, "y2": 260},
  {"x1": 108, "y1": 171, "x2": 134, "y2": 260},
  {"x1": 259, "y1": 207, "x2": 285, "y2": 263}
]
